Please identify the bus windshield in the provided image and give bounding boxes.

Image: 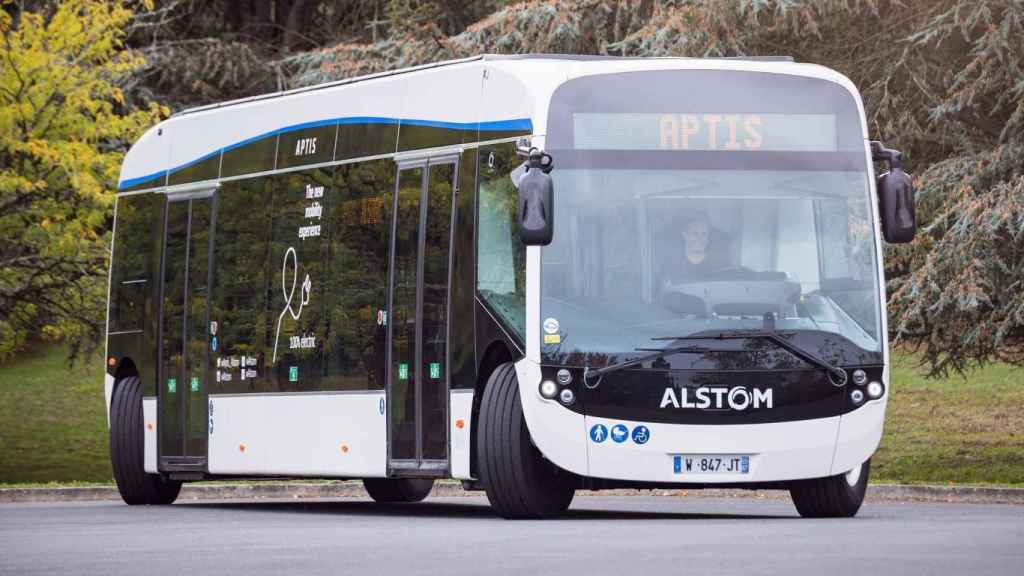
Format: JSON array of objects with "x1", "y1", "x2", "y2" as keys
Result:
[{"x1": 540, "y1": 69, "x2": 882, "y2": 367}]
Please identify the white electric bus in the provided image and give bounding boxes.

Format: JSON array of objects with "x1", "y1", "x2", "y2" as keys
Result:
[{"x1": 105, "y1": 54, "x2": 916, "y2": 518}]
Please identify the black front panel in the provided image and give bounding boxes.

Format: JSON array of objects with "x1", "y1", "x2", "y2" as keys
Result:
[{"x1": 544, "y1": 356, "x2": 884, "y2": 425}]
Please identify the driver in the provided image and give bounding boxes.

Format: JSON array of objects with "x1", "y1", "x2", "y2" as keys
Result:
[{"x1": 674, "y1": 211, "x2": 722, "y2": 281}]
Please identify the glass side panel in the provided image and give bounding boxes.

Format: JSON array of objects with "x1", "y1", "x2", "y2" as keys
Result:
[
  {"x1": 390, "y1": 167, "x2": 423, "y2": 461},
  {"x1": 326, "y1": 160, "x2": 394, "y2": 391},
  {"x1": 421, "y1": 162, "x2": 454, "y2": 460},
  {"x1": 185, "y1": 198, "x2": 211, "y2": 457},
  {"x1": 159, "y1": 200, "x2": 189, "y2": 458},
  {"x1": 109, "y1": 194, "x2": 162, "y2": 333},
  {"x1": 475, "y1": 144, "x2": 525, "y2": 339},
  {"x1": 209, "y1": 179, "x2": 272, "y2": 394},
  {"x1": 270, "y1": 169, "x2": 331, "y2": 391}
]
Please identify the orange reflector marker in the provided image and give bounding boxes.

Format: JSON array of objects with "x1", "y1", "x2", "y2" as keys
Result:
[
  {"x1": 146, "y1": 423, "x2": 154, "y2": 431},
  {"x1": 340, "y1": 444, "x2": 349, "y2": 454},
  {"x1": 455, "y1": 419, "x2": 465, "y2": 430},
  {"x1": 239, "y1": 443, "x2": 246, "y2": 453},
  {"x1": 107, "y1": 357, "x2": 117, "y2": 367}
]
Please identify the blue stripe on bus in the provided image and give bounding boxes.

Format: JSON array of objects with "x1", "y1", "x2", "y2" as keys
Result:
[{"x1": 118, "y1": 116, "x2": 532, "y2": 190}]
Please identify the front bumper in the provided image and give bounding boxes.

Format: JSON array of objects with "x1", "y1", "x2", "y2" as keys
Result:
[{"x1": 515, "y1": 358, "x2": 886, "y2": 484}]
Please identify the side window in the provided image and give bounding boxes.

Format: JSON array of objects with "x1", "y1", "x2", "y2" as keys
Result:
[
  {"x1": 325, "y1": 160, "x2": 394, "y2": 390},
  {"x1": 270, "y1": 168, "x2": 331, "y2": 391},
  {"x1": 209, "y1": 179, "x2": 272, "y2": 394},
  {"x1": 476, "y1": 144, "x2": 525, "y2": 339},
  {"x1": 109, "y1": 194, "x2": 161, "y2": 332}
]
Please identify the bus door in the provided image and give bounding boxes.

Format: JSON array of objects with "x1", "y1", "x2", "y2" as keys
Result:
[
  {"x1": 158, "y1": 191, "x2": 215, "y2": 473},
  {"x1": 387, "y1": 157, "x2": 458, "y2": 475}
]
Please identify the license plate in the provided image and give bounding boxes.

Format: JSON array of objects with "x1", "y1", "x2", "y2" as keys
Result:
[{"x1": 673, "y1": 455, "x2": 750, "y2": 475}]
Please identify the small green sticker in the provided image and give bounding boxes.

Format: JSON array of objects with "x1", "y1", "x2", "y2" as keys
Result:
[
  {"x1": 430, "y1": 362, "x2": 440, "y2": 379},
  {"x1": 167, "y1": 378, "x2": 177, "y2": 393},
  {"x1": 190, "y1": 376, "x2": 200, "y2": 392},
  {"x1": 398, "y1": 363, "x2": 408, "y2": 380},
  {"x1": 289, "y1": 366, "x2": 299, "y2": 382}
]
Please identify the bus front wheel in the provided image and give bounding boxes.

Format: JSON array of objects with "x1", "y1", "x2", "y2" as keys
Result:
[
  {"x1": 478, "y1": 362, "x2": 575, "y2": 519},
  {"x1": 789, "y1": 459, "x2": 870, "y2": 518},
  {"x1": 110, "y1": 376, "x2": 181, "y2": 505},
  {"x1": 362, "y1": 478, "x2": 434, "y2": 503}
]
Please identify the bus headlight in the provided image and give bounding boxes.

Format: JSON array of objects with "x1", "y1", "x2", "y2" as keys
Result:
[
  {"x1": 852, "y1": 369, "x2": 867, "y2": 385},
  {"x1": 850, "y1": 389, "x2": 865, "y2": 405},
  {"x1": 556, "y1": 369, "x2": 572, "y2": 385},
  {"x1": 539, "y1": 380, "x2": 558, "y2": 399},
  {"x1": 867, "y1": 381, "x2": 884, "y2": 399},
  {"x1": 559, "y1": 388, "x2": 575, "y2": 405}
]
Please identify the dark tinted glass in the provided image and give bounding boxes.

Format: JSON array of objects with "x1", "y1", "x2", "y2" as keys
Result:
[
  {"x1": 222, "y1": 136, "x2": 277, "y2": 178},
  {"x1": 168, "y1": 154, "x2": 220, "y2": 186},
  {"x1": 421, "y1": 162, "x2": 454, "y2": 460},
  {"x1": 397, "y1": 124, "x2": 464, "y2": 152},
  {"x1": 325, "y1": 160, "x2": 394, "y2": 391},
  {"x1": 110, "y1": 194, "x2": 163, "y2": 333},
  {"x1": 270, "y1": 169, "x2": 331, "y2": 391},
  {"x1": 389, "y1": 166, "x2": 423, "y2": 460},
  {"x1": 209, "y1": 179, "x2": 273, "y2": 394},
  {"x1": 159, "y1": 200, "x2": 189, "y2": 458},
  {"x1": 337, "y1": 122, "x2": 398, "y2": 160},
  {"x1": 185, "y1": 199, "x2": 212, "y2": 457},
  {"x1": 277, "y1": 124, "x2": 337, "y2": 169},
  {"x1": 449, "y1": 149, "x2": 477, "y2": 389}
]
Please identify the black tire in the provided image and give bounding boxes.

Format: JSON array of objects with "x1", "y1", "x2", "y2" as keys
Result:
[
  {"x1": 789, "y1": 459, "x2": 870, "y2": 518},
  {"x1": 478, "y1": 362, "x2": 575, "y2": 519},
  {"x1": 363, "y1": 478, "x2": 434, "y2": 503},
  {"x1": 110, "y1": 376, "x2": 182, "y2": 505}
]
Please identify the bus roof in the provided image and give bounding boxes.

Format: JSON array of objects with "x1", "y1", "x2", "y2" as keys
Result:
[{"x1": 118, "y1": 54, "x2": 860, "y2": 194}]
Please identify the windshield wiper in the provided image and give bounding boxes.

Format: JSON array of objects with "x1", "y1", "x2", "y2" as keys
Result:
[
  {"x1": 650, "y1": 314, "x2": 848, "y2": 386},
  {"x1": 582, "y1": 344, "x2": 716, "y2": 388},
  {"x1": 583, "y1": 313, "x2": 848, "y2": 388}
]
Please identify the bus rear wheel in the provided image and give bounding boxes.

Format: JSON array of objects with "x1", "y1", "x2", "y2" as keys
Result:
[
  {"x1": 110, "y1": 376, "x2": 181, "y2": 505},
  {"x1": 478, "y1": 362, "x2": 575, "y2": 519},
  {"x1": 363, "y1": 478, "x2": 434, "y2": 503},
  {"x1": 789, "y1": 459, "x2": 870, "y2": 518}
]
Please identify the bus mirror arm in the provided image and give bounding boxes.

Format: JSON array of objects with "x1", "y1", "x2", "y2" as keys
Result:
[
  {"x1": 870, "y1": 141, "x2": 916, "y2": 244},
  {"x1": 517, "y1": 149, "x2": 555, "y2": 246}
]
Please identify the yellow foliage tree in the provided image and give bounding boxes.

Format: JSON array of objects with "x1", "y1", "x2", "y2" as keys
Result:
[{"x1": 0, "y1": 0, "x2": 166, "y2": 359}]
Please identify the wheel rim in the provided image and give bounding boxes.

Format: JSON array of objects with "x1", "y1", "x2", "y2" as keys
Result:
[{"x1": 845, "y1": 464, "x2": 862, "y2": 486}]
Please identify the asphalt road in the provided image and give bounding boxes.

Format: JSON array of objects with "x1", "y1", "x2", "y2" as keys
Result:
[{"x1": 2, "y1": 495, "x2": 1022, "y2": 575}]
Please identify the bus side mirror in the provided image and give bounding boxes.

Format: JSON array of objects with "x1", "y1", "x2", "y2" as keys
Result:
[
  {"x1": 871, "y1": 141, "x2": 916, "y2": 244},
  {"x1": 517, "y1": 150, "x2": 554, "y2": 246}
]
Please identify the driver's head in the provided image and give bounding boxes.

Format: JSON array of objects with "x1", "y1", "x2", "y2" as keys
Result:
[{"x1": 682, "y1": 211, "x2": 711, "y2": 257}]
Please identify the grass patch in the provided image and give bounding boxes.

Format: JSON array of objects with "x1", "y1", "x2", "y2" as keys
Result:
[
  {"x1": 872, "y1": 354, "x2": 1024, "y2": 486},
  {"x1": 1, "y1": 345, "x2": 1022, "y2": 486},
  {"x1": 0, "y1": 346, "x2": 112, "y2": 483}
]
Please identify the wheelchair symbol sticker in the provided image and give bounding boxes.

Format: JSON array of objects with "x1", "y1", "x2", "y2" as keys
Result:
[
  {"x1": 589, "y1": 424, "x2": 608, "y2": 443},
  {"x1": 632, "y1": 425, "x2": 651, "y2": 445}
]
